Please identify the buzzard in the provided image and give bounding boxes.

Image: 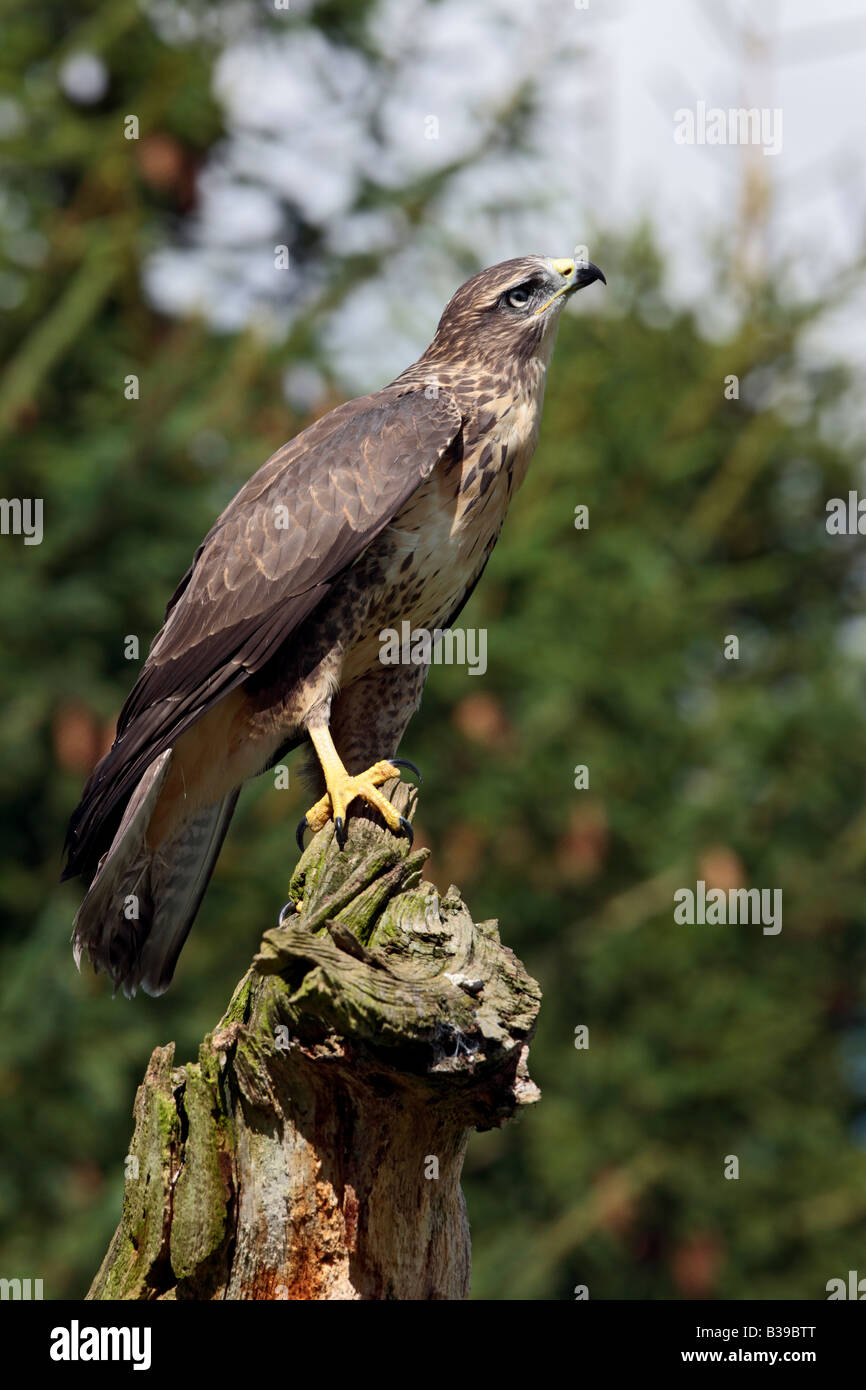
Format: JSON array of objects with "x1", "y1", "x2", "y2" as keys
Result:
[{"x1": 64, "y1": 252, "x2": 605, "y2": 996}]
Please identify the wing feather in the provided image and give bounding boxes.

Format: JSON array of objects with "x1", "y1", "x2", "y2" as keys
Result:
[{"x1": 64, "y1": 386, "x2": 463, "y2": 877}]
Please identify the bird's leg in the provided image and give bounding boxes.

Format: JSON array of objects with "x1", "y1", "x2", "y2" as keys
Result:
[{"x1": 297, "y1": 723, "x2": 417, "y2": 850}]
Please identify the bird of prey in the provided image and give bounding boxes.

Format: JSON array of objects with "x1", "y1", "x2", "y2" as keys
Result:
[{"x1": 64, "y1": 252, "x2": 605, "y2": 997}]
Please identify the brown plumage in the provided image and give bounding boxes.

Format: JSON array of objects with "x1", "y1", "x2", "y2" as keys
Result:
[{"x1": 65, "y1": 253, "x2": 605, "y2": 996}]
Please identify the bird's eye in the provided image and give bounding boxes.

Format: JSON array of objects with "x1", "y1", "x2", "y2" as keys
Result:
[{"x1": 505, "y1": 286, "x2": 532, "y2": 309}]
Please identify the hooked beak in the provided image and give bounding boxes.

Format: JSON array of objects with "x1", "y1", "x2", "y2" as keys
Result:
[{"x1": 533, "y1": 257, "x2": 607, "y2": 315}]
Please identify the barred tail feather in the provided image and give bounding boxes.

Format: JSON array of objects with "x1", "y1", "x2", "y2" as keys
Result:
[{"x1": 72, "y1": 749, "x2": 239, "y2": 997}]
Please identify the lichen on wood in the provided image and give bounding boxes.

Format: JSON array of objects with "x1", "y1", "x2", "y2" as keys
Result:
[{"x1": 88, "y1": 781, "x2": 541, "y2": 1301}]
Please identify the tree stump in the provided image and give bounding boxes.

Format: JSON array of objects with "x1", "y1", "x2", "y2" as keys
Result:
[{"x1": 88, "y1": 782, "x2": 541, "y2": 1300}]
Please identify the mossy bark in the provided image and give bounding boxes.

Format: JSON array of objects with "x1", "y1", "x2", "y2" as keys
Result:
[{"x1": 88, "y1": 782, "x2": 541, "y2": 1301}]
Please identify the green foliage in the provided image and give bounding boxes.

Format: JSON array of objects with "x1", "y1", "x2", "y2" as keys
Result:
[{"x1": 1, "y1": 1, "x2": 864, "y2": 1302}]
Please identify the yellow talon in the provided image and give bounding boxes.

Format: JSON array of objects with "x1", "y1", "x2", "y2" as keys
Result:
[{"x1": 296, "y1": 728, "x2": 416, "y2": 850}]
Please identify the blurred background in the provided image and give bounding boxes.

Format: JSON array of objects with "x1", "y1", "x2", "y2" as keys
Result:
[{"x1": 2, "y1": 0, "x2": 866, "y2": 1300}]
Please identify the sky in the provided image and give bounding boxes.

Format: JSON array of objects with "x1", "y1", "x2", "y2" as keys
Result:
[{"x1": 131, "y1": 0, "x2": 866, "y2": 394}]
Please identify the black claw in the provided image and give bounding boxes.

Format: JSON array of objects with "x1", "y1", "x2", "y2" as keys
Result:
[
  {"x1": 335, "y1": 816, "x2": 346, "y2": 849},
  {"x1": 295, "y1": 816, "x2": 308, "y2": 852},
  {"x1": 277, "y1": 901, "x2": 295, "y2": 927},
  {"x1": 389, "y1": 758, "x2": 423, "y2": 785},
  {"x1": 397, "y1": 816, "x2": 414, "y2": 848}
]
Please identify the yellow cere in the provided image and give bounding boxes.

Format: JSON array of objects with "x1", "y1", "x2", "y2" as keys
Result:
[{"x1": 532, "y1": 257, "x2": 576, "y2": 315}]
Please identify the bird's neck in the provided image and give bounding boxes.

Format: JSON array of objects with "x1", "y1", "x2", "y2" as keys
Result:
[{"x1": 398, "y1": 349, "x2": 550, "y2": 415}]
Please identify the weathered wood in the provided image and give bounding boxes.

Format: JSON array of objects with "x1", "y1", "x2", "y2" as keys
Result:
[{"x1": 88, "y1": 782, "x2": 541, "y2": 1300}]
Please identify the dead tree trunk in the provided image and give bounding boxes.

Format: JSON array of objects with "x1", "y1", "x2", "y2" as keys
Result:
[{"x1": 88, "y1": 783, "x2": 541, "y2": 1301}]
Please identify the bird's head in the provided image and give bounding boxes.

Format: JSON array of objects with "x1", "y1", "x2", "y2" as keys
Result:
[{"x1": 425, "y1": 253, "x2": 606, "y2": 370}]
